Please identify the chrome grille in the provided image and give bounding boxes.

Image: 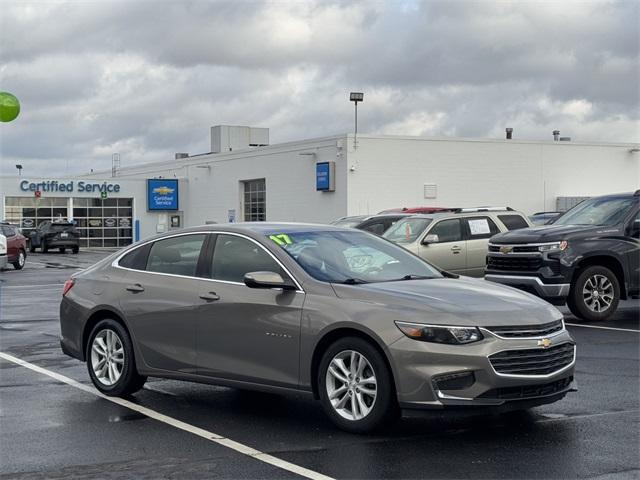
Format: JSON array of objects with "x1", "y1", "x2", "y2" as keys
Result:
[
  {"x1": 489, "y1": 343, "x2": 575, "y2": 376},
  {"x1": 485, "y1": 319, "x2": 563, "y2": 338},
  {"x1": 487, "y1": 256, "x2": 542, "y2": 271}
]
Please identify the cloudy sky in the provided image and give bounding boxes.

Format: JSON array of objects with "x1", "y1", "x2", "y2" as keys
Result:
[{"x1": 1, "y1": 0, "x2": 638, "y2": 176}]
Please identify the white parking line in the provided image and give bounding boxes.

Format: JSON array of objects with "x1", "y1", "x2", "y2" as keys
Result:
[
  {"x1": 565, "y1": 323, "x2": 640, "y2": 333},
  {"x1": 0, "y1": 351, "x2": 334, "y2": 480}
]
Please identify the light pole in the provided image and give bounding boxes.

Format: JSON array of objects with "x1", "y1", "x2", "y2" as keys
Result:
[
  {"x1": 15, "y1": 164, "x2": 22, "y2": 176},
  {"x1": 349, "y1": 92, "x2": 364, "y2": 149}
]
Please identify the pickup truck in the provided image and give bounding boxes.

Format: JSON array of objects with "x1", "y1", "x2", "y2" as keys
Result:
[{"x1": 485, "y1": 192, "x2": 640, "y2": 321}]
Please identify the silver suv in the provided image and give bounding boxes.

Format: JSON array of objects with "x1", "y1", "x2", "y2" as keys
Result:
[{"x1": 383, "y1": 208, "x2": 531, "y2": 276}]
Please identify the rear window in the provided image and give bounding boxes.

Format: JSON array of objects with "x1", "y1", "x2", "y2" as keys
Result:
[
  {"x1": 383, "y1": 217, "x2": 433, "y2": 243},
  {"x1": 146, "y1": 234, "x2": 206, "y2": 277},
  {"x1": 50, "y1": 224, "x2": 74, "y2": 231},
  {"x1": 498, "y1": 215, "x2": 529, "y2": 231},
  {"x1": 118, "y1": 244, "x2": 151, "y2": 270}
]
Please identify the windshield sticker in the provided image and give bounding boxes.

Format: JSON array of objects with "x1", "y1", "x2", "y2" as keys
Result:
[{"x1": 269, "y1": 234, "x2": 293, "y2": 246}]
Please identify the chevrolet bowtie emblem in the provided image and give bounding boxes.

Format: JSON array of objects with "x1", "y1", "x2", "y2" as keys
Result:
[
  {"x1": 537, "y1": 338, "x2": 552, "y2": 348},
  {"x1": 499, "y1": 245, "x2": 514, "y2": 254}
]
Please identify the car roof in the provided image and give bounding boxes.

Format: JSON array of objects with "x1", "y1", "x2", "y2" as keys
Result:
[
  {"x1": 398, "y1": 210, "x2": 525, "y2": 221},
  {"x1": 175, "y1": 222, "x2": 360, "y2": 235}
]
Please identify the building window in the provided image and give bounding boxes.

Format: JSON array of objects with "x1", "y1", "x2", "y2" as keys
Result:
[{"x1": 242, "y1": 179, "x2": 266, "y2": 222}]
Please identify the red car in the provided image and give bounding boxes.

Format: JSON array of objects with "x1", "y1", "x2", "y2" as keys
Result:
[
  {"x1": 0, "y1": 222, "x2": 28, "y2": 270},
  {"x1": 378, "y1": 206, "x2": 455, "y2": 214}
]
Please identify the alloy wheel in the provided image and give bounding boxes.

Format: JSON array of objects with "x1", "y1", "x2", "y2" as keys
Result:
[
  {"x1": 18, "y1": 251, "x2": 25, "y2": 267},
  {"x1": 325, "y1": 350, "x2": 377, "y2": 421},
  {"x1": 90, "y1": 329, "x2": 125, "y2": 386},
  {"x1": 583, "y1": 274, "x2": 614, "y2": 313}
]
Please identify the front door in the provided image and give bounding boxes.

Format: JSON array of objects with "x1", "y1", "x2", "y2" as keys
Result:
[
  {"x1": 419, "y1": 218, "x2": 467, "y2": 274},
  {"x1": 196, "y1": 233, "x2": 304, "y2": 388},
  {"x1": 118, "y1": 233, "x2": 208, "y2": 374}
]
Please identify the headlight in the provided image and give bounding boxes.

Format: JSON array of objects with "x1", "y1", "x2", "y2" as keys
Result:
[
  {"x1": 538, "y1": 240, "x2": 568, "y2": 252},
  {"x1": 395, "y1": 321, "x2": 484, "y2": 345}
]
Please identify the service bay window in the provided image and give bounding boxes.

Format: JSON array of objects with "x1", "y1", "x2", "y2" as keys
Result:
[{"x1": 242, "y1": 179, "x2": 266, "y2": 222}]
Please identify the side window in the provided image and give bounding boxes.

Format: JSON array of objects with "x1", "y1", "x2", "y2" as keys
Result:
[
  {"x1": 211, "y1": 234, "x2": 282, "y2": 283},
  {"x1": 628, "y1": 211, "x2": 640, "y2": 239},
  {"x1": 464, "y1": 217, "x2": 500, "y2": 240},
  {"x1": 361, "y1": 221, "x2": 386, "y2": 235},
  {"x1": 118, "y1": 244, "x2": 151, "y2": 271},
  {"x1": 146, "y1": 234, "x2": 206, "y2": 277},
  {"x1": 1, "y1": 226, "x2": 14, "y2": 237},
  {"x1": 429, "y1": 219, "x2": 463, "y2": 243},
  {"x1": 498, "y1": 214, "x2": 529, "y2": 231}
]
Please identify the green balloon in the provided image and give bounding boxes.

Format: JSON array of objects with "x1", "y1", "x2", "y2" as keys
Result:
[{"x1": 0, "y1": 92, "x2": 20, "y2": 122}]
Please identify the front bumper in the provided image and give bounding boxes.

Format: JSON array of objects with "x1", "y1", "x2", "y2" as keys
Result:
[
  {"x1": 485, "y1": 274, "x2": 570, "y2": 299},
  {"x1": 390, "y1": 326, "x2": 576, "y2": 410}
]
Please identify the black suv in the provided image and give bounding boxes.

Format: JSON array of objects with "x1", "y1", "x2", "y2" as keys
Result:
[
  {"x1": 485, "y1": 192, "x2": 639, "y2": 321},
  {"x1": 29, "y1": 221, "x2": 80, "y2": 254}
]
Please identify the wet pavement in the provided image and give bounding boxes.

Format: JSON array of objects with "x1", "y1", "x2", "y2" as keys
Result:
[{"x1": 1, "y1": 250, "x2": 638, "y2": 479}]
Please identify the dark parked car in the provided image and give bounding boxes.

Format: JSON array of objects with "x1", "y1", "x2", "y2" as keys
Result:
[
  {"x1": 378, "y1": 207, "x2": 455, "y2": 214},
  {"x1": 60, "y1": 223, "x2": 575, "y2": 433},
  {"x1": 0, "y1": 222, "x2": 28, "y2": 269},
  {"x1": 486, "y1": 192, "x2": 640, "y2": 321},
  {"x1": 331, "y1": 214, "x2": 412, "y2": 235},
  {"x1": 529, "y1": 211, "x2": 563, "y2": 226},
  {"x1": 29, "y1": 221, "x2": 80, "y2": 254}
]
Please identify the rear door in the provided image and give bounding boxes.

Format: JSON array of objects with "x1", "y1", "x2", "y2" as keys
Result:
[
  {"x1": 118, "y1": 233, "x2": 210, "y2": 374},
  {"x1": 462, "y1": 216, "x2": 501, "y2": 277},
  {"x1": 1, "y1": 226, "x2": 17, "y2": 261},
  {"x1": 419, "y1": 218, "x2": 466, "y2": 273}
]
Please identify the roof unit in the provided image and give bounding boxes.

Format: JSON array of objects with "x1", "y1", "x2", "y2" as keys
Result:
[{"x1": 211, "y1": 125, "x2": 269, "y2": 153}]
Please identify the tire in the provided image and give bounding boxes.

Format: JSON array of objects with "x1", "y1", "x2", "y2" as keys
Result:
[
  {"x1": 41, "y1": 241, "x2": 48, "y2": 253},
  {"x1": 59, "y1": 247, "x2": 66, "y2": 253},
  {"x1": 86, "y1": 319, "x2": 147, "y2": 396},
  {"x1": 12, "y1": 249, "x2": 26, "y2": 270},
  {"x1": 29, "y1": 243, "x2": 36, "y2": 253},
  {"x1": 567, "y1": 265, "x2": 620, "y2": 322},
  {"x1": 72, "y1": 246, "x2": 79, "y2": 254},
  {"x1": 318, "y1": 336, "x2": 399, "y2": 433}
]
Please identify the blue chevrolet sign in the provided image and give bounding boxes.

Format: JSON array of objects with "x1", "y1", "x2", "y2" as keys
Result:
[
  {"x1": 147, "y1": 179, "x2": 179, "y2": 211},
  {"x1": 316, "y1": 162, "x2": 335, "y2": 191}
]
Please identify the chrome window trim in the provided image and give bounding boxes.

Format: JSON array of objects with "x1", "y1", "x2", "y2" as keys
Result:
[
  {"x1": 487, "y1": 342, "x2": 576, "y2": 379},
  {"x1": 111, "y1": 230, "x2": 305, "y2": 293}
]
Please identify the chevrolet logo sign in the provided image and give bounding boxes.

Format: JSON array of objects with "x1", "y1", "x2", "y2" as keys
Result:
[
  {"x1": 499, "y1": 245, "x2": 514, "y2": 254},
  {"x1": 537, "y1": 338, "x2": 552, "y2": 348},
  {"x1": 152, "y1": 186, "x2": 175, "y2": 195}
]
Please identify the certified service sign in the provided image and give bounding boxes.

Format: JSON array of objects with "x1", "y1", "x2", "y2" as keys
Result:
[{"x1": 147, "y1": 179, "x2": 179, "y2": 211}]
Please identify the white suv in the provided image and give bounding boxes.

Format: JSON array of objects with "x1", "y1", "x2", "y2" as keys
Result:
[
  {"x1": 0, "y1": 232, "x2": 7, "y2": 270},
  {"x1": 383, "y1": 207, "x2": 532, "y2": 276}
]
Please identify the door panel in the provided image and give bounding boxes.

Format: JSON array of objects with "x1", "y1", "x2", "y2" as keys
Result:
[
  {"x1": 418, "y1": 219, "x2": 466, "y2": 273},
  {"x1": 196, "y1": 233, "x2": 304, "y2": 387},
  {"x1": 117, "y1": 233, "x2": 208, "y2": 373}
]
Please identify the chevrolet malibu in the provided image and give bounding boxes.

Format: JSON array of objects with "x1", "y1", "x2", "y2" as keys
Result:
[{"x1": 60, "y1": 223, "x2": 576, "y2": 432}]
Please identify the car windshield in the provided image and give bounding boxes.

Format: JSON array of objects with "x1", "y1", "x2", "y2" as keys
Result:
[
  {"x1": 331, "y1": 217, "x2": 366, "y2": 228},
  {"x1": 382, "y1": 217, "x2": 433, "y2": 243},
  {"x1": 552, "y1": 197, "x2": 637, "y2": 226},
  {"x1": 266, "y1": 230, "x2": 442, "y2": 283}
]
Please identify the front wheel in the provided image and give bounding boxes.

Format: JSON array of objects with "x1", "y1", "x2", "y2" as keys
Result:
[
  {"x1": 86, "y1": 319, "x2": 147, "y2": 396},
  {"x1": 41, "y1": 241, "x2": 48, "y2": 253},
  {"x1": 12, "y1": 250, "x2": 26, "y2": 270},
  {"x1": 72, "y1": 246, "x2": 79, "y2": 254},
  {"x1": 59, "y1": 247, "x2": 66, "y2": 253},
  {"x1": 567, "y1": 265, "x2": 620, "y2": 321},
  {"x1": 318, "y1": 337, "x2": 399, "y2": 433}
]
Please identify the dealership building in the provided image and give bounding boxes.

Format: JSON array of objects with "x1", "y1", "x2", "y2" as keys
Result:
[{"x1": 1, "y1": 125, "x2": 638, "y2": 247}]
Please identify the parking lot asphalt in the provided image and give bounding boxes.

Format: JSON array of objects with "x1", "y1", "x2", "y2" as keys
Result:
[{"x1": 1, "y1": 250, "x2": 638, "y2": 479}]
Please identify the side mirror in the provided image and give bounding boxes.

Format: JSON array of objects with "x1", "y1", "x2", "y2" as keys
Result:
[
  {"x1": 244, "y1": 271, "x2": 296, "y2": 290},
  {"x1": 422, "y1": 234, "x2": 439, "y2": 245}
]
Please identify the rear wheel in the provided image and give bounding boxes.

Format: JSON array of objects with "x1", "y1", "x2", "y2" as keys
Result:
[
  {"x1": 12, "y1": 249, "x2": 26, "y2": 270},
  {"x1": 59, "y1": 247, "x2": 66, "y2": 253},
  {"x1": 72, "y1": 246, "x2": 79, "y2": 254},
  {"x1": 318, "y1": 337, "x2": 398, "y2": 433},
  {"x1": 567, "y1": 265, "x2": 620, "y2": 321},
  {"x1": 41, "y1": 241, "x2": 48, "y2": 253},
  {"x1": 86, "y1": 319, "x2": 146, "y2": 396},
  {"x1": 29, "y1": 242, "x2": 36, "y2": 253}
]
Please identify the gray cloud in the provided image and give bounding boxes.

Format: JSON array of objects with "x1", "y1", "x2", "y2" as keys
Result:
[{"x1": 0, "y1": 0, "x2": 637, "y2": 176}]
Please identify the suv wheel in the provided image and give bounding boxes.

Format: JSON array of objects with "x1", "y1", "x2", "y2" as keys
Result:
[
  {"x1": 86, "y1": 319, "x2": 147, "y2": 396},
  {"x1": 41, "y1": 241, "x2": 48, "y2": 253},
  {"x1": 59, "y1": 247, "x2": 66, "y2": 253},
  {"x1": 567, "y1": 265, "x2": 620, "y2": 321},
  {"x1": 318, "y1": 337, "x2": 398, "y2": 433},
  {"x1": 29, "y1": 242, "x2": 36, "y2": 253},
  {"x1": 12, "y1": 249, "x2": 26, "y2": 270},
  {"x1": 72, "y1": 246, "x2": 79, "y2": 254}
]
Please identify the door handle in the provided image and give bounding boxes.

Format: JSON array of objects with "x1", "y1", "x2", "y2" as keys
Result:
[
  {"x1": 451, "y1": 245, "x2": 462, "y2": 253},
  {"x1": 125, "y1": 283, "x2": 145, "y2": 293},
  {"x1": 199, "y1": 292, "x2": 220, "y2": 302}
]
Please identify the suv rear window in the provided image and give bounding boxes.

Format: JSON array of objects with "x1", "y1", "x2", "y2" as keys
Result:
[
  {"x1": 50, "y1": 224, "x2": 74, "y2": 231},
  {"x1": 497, "y1": 215, "x2": 529, "y2": 231}
]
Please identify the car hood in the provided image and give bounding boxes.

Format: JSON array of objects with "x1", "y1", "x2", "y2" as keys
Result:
[
  {"x1": 332, "y1": 276, "x2": 561, "y2": 327},
  {"x1": 490, "y1": 224, "x2": 610, "y2": 244}
]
